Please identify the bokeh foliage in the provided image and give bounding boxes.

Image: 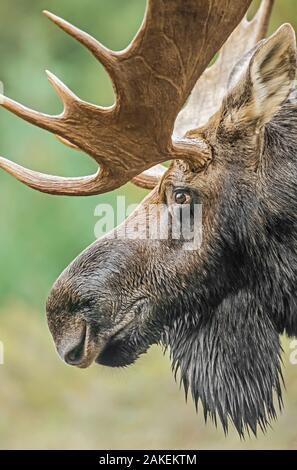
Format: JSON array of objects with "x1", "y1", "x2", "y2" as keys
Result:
[{"x1": 0, "y1": 0, "x2": 297, "y2": 449}]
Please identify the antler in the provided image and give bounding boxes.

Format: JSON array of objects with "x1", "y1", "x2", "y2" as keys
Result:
[
  {"x1": 174, "y1": 0, "x2": 275, "y2": 138},
  {"x1": 0, "y1": 0, "x2": 252, "y2": 196}
]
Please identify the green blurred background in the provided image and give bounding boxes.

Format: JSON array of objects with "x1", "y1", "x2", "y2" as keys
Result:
[{"x1": 0, "y1": 0, "x2": 297, "y2": 450}]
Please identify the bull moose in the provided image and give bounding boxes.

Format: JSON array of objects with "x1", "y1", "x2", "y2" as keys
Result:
[{"x1": 1, "y1": 0, "x2": 296, "y2": 436}]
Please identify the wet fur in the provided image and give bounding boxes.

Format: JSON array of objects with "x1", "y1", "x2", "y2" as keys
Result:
[{"x1": 47, "y1": 29, "x2": 297, "y2": 436}]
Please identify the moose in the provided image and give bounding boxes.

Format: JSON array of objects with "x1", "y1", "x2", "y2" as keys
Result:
[{"x1": 1, "y1": 0, "x2": 297, "y2": 436}]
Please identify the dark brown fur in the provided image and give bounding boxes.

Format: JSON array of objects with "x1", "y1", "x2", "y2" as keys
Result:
[{"x1": 47, "y1": 26, "x2": 297, "y2": 435}]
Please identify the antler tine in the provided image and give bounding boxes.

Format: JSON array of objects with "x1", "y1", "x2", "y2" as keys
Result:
[
  {"x1": 0, "y1": 92, "x2": 60, "y2": 134},
  {"x1": 43, "y1": 11, "x2": 117, "y2": 82},
  {"x1": 174, "y1": 0, "x2": 274, "y2": 138},
  {"x1": 0, "y1": 72, "x2": 88, "y2": 142},
  {"x1": 254, "y1": 0, "x2": 275, "y2": 42},
  {"x1": 46, "y1": 70, "x2": 78, "y2": 108},
  {"x1": 0, "y1": 156, "x2": 115, "y2": 196}
]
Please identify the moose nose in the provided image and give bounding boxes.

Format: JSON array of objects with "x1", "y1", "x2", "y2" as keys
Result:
[
  {"x1": 55, "y1": 321, "x2": 88, "y2": 367},
  {"x1": 54, "y1": 321, "x2": 102, "y2": 369},
  {"x1": 64, "y1": 335, "x2": 86, "y2": 366}
]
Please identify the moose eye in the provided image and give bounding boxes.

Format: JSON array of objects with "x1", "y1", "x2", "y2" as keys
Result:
[{"x1": 174, "y1": 190, "x2": 192, "y2": 205}]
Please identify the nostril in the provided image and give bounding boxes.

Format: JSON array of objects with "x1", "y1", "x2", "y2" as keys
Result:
[
  {"x1": 65, "y1": 341, "x2": 85, "y2": 365},
  {"x1": 64, "y1": 329, "x2": 86, "y2": 366}
]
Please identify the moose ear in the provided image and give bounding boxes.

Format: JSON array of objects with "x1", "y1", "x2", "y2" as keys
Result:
[{"x1": 225, "y1": 24, "x2": 297, "y2": 129}]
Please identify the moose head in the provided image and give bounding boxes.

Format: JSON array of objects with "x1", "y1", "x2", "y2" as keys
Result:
[{"x1": 1, "y1": 0, "x2": 297, "y2": 436}]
